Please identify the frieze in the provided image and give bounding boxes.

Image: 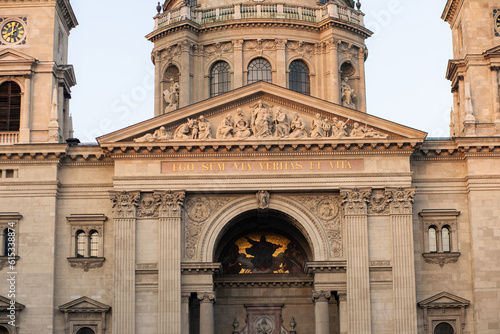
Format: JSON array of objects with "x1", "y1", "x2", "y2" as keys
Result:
[
  {"x1": 387, "y1": 187, "x2": 415, "y2": 215},
  {"x1": 341, "y1": 188, "x2": 371, "y2": 215},
  {"x1": 132, "y1": 100, "x2": 389, "y2": 143},
  {"x1": 110, "y1": 191, "x2": 140, "y2": 218},
  {"x1": 185, "y1": 196, "x2": 233, "y2": 259},
  {"x1": 368, "y1": 189, "x2": 391, "y2": 215},
  {"x1": 204, "y1": 42, "x2": 233, "y2": 58}
]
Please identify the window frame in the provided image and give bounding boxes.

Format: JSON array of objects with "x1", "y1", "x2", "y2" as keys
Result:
[
  {"x1": 0, "y1": 81, "x2": 22, "y2": 132},
  {"x1": 67, "y1": 214, "x2": 107, "y2": 271},
  {"x1": 209, "y1": 61, "x2": 231, "y2": 97},
  {"x1": 419, "y1": 210, "x2": 460, "y2": 266},
  {"x1": 288, "y1": 59, "x2": 310, "y2": 95},
  {"x1": 0, "y1": 213, "x2": 21, "y2": 271},
  {"x1": 247, "y1": 57, "x2": 272, "y2": 85}
]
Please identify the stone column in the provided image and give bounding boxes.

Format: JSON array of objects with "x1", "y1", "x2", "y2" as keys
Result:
[
  {"x1": 387, "y1": 188, "x2": 418, "y2": 334},
  {"x1": 338, "y1": 292, "x2": 347, "y2": 334},
  {"x1": 329, "y1": 39, "x2": 339, "y2": 104},
  {"x1": 180, "y1": 41, "x2": 192, "y2": 108},
  {"x1": 313, "y1": 290, "x2": 331, "y2": 334},
  {"x1": 154, "y1": 51, "x2": 162, "y2": 117},
  {"x1": 491, "y1": 67, "x2": 500, "y2": 133},
  {"x1": 276, "y1": 39, "x2": 287, "y2": 87},
  {"x1": 341, "y1": 188, "x2": 372, "y2": 334},
  {"x1": 232, "y1": 40, "x2": 244, "y2": 89},
  {"x1": 109, "y1": 191, "x2": 140, "y2": 334},
  {"x1": 157, "y1": 190, "x2": 186, "y2": 334},
  {"x1": 198, "y1": 291, "x2": 216, "y2": 334},
  {"x1": 181, "y1": 292, "x2": 190, "y2": 334},
  {"x1": 357, "y1": 48, "x2": 367, "y2": 113},
  {"x1": 19, "y1": 74, "x2": 32, "y2": 143}
]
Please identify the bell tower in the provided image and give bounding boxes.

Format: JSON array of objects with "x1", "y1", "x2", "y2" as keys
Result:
[
  {"x1": 0, "y1": 0, "x2": 78, "y2": 144},
  {"x1": 443, "y1": 0, "x2": 500, "y2": 136}
]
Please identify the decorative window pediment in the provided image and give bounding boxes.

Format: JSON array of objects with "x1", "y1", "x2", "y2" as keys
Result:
[
  {"x1": 418, "y1": 292, "x2": 470, "y2": 334},
  {"x1": 0, "y1": 212, "x2": 21, "y2": 271},
  {"x1": 59, "y1": 297, "x2": 110, "y2": 334},
  {"x1": 0, "y1": 295, "x2": 24, "y2": 333}
]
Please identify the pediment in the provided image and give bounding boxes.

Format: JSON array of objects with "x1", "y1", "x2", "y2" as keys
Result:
[
  {"x1": 0, "y1": 295, "x2": 25, "y2": 311},
  {"x1": 58, "y1": 296, "x2": 111, "y2": 313},
  {"x1": 98, "y1": 82, "x2": 426, "y2": 150},
  {"x1": 418, "y1": 291, "x2": 470, "y2": 308},
  {"x1": 484, "y1": 45, "x2": 500, "y2": 57},
  {"x1": 0, "y1": 48, "x2": 36, "y2": 63}
]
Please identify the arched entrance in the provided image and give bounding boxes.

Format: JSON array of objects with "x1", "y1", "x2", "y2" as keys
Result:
[{"x1": 190, "y1": 209, "x2": 340, "y2": 333}]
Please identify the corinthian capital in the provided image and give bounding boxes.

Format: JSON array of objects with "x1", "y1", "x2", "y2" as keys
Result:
[
  {"x1": 110, "y1": 191, "x2": 140, "y2": 218},
  {"x1": 341, "y1": 188, "x2": 371, "y2": 215},
  {"x1": 156, "y1": 190, "x2": 186, "y2": 217},
  {"x1": 387, "y1": 187, "x2": 415, "y2": 215}
]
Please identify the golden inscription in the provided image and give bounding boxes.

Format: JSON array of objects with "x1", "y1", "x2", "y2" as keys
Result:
[{"x1": 162, "y1": 160, "x2": 363, "y2": 174}]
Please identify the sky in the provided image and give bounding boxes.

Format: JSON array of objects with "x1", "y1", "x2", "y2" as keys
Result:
[{"x1": 68, "y1": 0, "x2": 453, "y2": 143}]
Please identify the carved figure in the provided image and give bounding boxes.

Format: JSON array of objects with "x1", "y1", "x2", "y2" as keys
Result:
[
  {"x1": 257, "y1": 190, "x2": 269, "y2": 209},
  {"x1": 197, "y1": 115, "x2": 212, "y2": 140},
  {"x1": 174, "y1": 119, "x2": 197, "y2": 140},
  {"x1": 349, "y1": 122, "x2": 365, "y2": 138},
  {"x1": 289, "y1": 112, "x2": 308, "y2": 139},
  {"x1": 234, "y1": 108, "x2": 252, "y2": 139},
  {"x1": 133, "y1": 126, "x2": 172, "y2": 142},
  {"x1": 256, "y1": 318, "x2": 273, "y2": 334},
  {"x1": 322, "y1": 117, "x2": 331, "y2": 137},
  {"x1": 331, "y1": 117, "x2": 349, "y2": 139},
  {"x1": 274, "y1": 106, "x2": 290, "y2": 138},
  {"x1": 251, "y1": 100, "x2": 272, "y2": 138},
  {"x1": 216, "y1": 114, "x2": 233, "y2": 139},
  {"x1": 349, "y1": 122, "x2": 388, "y2": 138},
  {"x1": 163, "y1": 78, "x2": 180, "y2": 112},
  {"x1": 341, "y1": 77, "x2": 356, "y2": 108},
  {"x1": 310, "y1": 113, "x2": 327, "y2": 138}
]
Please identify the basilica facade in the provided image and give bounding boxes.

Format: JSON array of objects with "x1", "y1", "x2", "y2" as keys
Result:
[{"x1": 0, "y1": 0, "x2": 499, "y2": 333}]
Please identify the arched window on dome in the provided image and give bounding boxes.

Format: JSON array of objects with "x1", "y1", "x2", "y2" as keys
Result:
[
  {"x1": 289, "y1": 60, "x2": 310, "y2": 95},
  {"x1": 0, "y1": 81, "x2": 21, "y2": 131},
  {"x1": 434, "y1": 322, "x2": 454, "y2": 334},
  {"x1": 247, "y1": 58, "x2": 272, "y2": 85},
  {"x1": 210, "y1": 61, "x2": 231, "y2": 97}
]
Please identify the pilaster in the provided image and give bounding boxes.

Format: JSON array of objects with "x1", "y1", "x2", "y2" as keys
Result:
[
  {"x1": 329, "y1": 39, "x2": 339, "y2": 104},
  {"x1": 358, "y1": 48, "x2": 367, "y2": 113},
  {"x1": 157, "y1": 190, "x2": 186, "y2": 334},
  {"x1": 338, "y1": 292, "x2": 347, "y2": 334},
  {"x1": 198, "y1": 291, "x2": 216, "y2": 334},
  {"x1": 341, "y1": 187, "x2": 371, "y2": 334},
  {"x1": 313, "y1": 290, "x2": 331, "y2": 334},
  {"x1": 181, "y1": 292, "x2": 190, "y2": 334},
  {"x1": 233, "y1": 40, "x2": 244, "y2": 89},
  {"x1": 180, "y1": 41, "x2": 192, "y2": 108},
  {"x1": 276, "y1": 39, "x2": 287, "y2": 87},
  {"x1": 19, "y1": 74, "x2": 32, "y2": 143},
  {"x1": 387, "y1": 187, "x2": 417, "y2": 334},
  {"x1": 109, "y1": 190, "x2": 140, "y2": 334},
  {"x1": 154, "y1": 51, "x2": 162, "y2": 117}
]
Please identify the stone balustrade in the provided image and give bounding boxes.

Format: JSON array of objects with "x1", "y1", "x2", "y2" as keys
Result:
[
  {"x1": 0, "y1": 131, "x2": 19, "y2": 145},
  {"x1": 155, "y1": 2, "x2": 363, "y2": 30}
]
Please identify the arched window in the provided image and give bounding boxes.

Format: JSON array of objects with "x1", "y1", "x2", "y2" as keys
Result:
[
  {"x1": 0, "y1": 81, "x2": 21, "y2": 131},
  {"x1": 90, "y1": 231, "x2": 99, "y2": 257},
  {"x1": 289, "y1": 60, "x2": 310, "y2": 95},
  {"x1": 442, "y1": 227, "x2": 450, "y2": 253},
  {"x1": 2, "y1": 228, "x2": 8, "y2": 257},
  {"x1": 76, "y1": 231, "x2": 87, "y2": 258},
  {"x1": 247, "y1": 58, "x2": 272, "y2": 85},
  {"x1": 0, "y1": 325, "x2": 10, "y2": 334},
  {"x1": 76, "y1": 328, "x2": 96, "y2": 334},
  {"x1": 434, "y1": 322, "x2": 454, "y2": 334},
  {"x1": 428, "y1": 227, "x2": 437, "y2": 253},
  {"x1": 210, "y1": 61, "x2": 231, "y2": 97}
]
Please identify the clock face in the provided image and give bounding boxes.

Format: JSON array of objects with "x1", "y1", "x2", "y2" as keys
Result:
[
  {"x1": 1, "y1": 21, "x2": 25, "y2": 44},
  {"x1": 497, "y1": 15, "x2": 500, "y2": 31}
]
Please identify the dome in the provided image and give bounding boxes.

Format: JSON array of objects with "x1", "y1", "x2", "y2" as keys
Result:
[{"x1": 164, "y1": 0, "x2": 355, "y2": 11}]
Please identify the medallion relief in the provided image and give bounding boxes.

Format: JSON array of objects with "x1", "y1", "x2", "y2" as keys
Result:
[{"x1": 368, "y1": 189, "x2": 391, "y2": 215}]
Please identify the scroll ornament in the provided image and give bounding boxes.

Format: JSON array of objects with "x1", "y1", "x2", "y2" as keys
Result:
[{"x1": 341, "y1": 188, "x2": 371, "y2": 215}]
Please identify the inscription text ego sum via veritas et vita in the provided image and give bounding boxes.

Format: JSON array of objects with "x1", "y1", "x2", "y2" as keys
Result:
[{"x1": 161, "y1": 160, "x2": 363, "y2": 174}]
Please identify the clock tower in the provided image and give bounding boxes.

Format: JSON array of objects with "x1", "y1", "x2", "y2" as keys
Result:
[
  {"x1": 443, "y1": 0, "x2": 500, "y2": 136},
  {"x1": 0, "y1": 0, "x2": 78, "y2": 144}
]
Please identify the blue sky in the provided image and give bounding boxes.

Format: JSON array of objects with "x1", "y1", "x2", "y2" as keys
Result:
[{"x1": 68, "y1": 0, "x2": 452, "y2": 142}]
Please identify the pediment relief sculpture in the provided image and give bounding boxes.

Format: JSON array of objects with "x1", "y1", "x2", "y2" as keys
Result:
[{"x1": 132, "y1": 100, "x2": 389, "y2": 143}]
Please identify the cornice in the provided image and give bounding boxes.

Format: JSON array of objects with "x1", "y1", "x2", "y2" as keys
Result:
[
  {"x1": 441, "y1": 0, "x2": 464, "y2": 26},
  {"x1": 412, "y1": 138, "x2": 500, "y2": 161}
]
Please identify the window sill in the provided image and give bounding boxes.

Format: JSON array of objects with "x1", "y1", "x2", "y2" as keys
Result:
[
  {"x1": 422, "y1": 252, "x2": 460, "y2": 267},
  {"x1": 67, "y1": 257, "x2": 105, "y2": 272},
  {"x1": 0, "y1": 256, "x2": 20, "y2": 271}
]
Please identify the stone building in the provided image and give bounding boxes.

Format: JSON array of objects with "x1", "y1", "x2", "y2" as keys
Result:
[{"x1": 0, "y1": 0, "x2": 499, "y2": 333}]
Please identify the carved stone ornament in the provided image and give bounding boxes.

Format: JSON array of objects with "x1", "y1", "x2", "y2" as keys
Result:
[
  {"x1": 157, "y1": 190, "x2": 186, "y2": 217},
  {"x1": 341, "y1": 188, "x2": 371, "y2": 215},
  {"x1": 185, "y1": 196, "x2": 232, "y2": 259},
  {"x1": 368, "y1": 189, "x2": 392, "y2": 215},
  {"x1": 317, "y1": 198, "x2": 339, "y2": 221},
  {"x1": 197, "y1": 291, "x2": 216, "y2": 303},
  {"x1": 422, "y1": 252, "x2": 460, "y2": 267},
  {"x1": 67, "y1": 257, "x2": 105, "y2": 272},
  {"x1": 186, "y1": 198, "x2": 211, "y2": 222},
  {"x1": 388, "y1": 187, "x2": 415, "y2": 215},
  {"x1": 110, "y1": 191, "x2": 140, "y2": 218},
  {"x1": 312, "y1": 290, "x2": 331, "y2": 302},
  {"x1": 254, "y1": 316, "x2": 274, "y2": 334},
  {"x1": 257, "y1": 190, "x2": 270, "y2": 209},
  {"x1": 137, "y1": 192, "x2": 161, "y2": 218}
]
